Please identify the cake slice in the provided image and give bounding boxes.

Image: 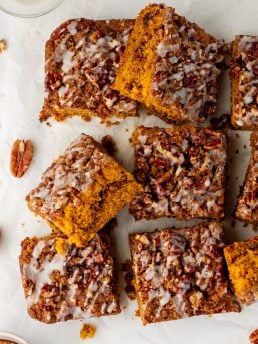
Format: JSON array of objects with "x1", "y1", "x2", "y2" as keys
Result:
[
  {"x1": 235, "y1": 131, "x2": 258, "y2": 225},
  {"x1": 129, "y1": 126, "x2": 227, "y2": 221},
  {"x1": 113, "y1": 4, "x2": 224, "y2": 124},
  {"x1": 230, "y1": 35, "x2": 258, "y2": 129},
  {"x1": 129, "y1": 222, "x2": 240, "y2": 325},
  {"x1": 26, "y1": 134, "x2": 142, "y2": 247},
  {"x1": 19, "y1": 231, "x2": 120, "y2": 323},
  {"x1": 40, "y1": 18, "x2": 137, "y2": 123},
  {"x1": 224, "y1": 236, "x2": 258, "y2": 305}
]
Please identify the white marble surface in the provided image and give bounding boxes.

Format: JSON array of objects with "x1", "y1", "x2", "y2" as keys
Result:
[{"x1": 0, "y1": 0, "x2": 257, "y2": 343}]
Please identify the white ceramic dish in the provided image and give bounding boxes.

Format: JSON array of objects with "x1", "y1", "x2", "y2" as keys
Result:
[
  {"x1": 0, "y1": 332, "x2": 30, "y2": 344},
  {"x1": 0, "y1": 0, "x2": 64, "y2": 18}
]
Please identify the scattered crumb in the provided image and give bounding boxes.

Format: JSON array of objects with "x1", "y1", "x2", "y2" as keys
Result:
[
  {"x1": 101, "y1": 135, "x2": 117, "y2": 157},
  {"x1": 235, "y1": 133, "x2": 240, "y2": 138},
  {"x1": 235, "y1": 176, "x2": 238, "y2": 180},
  {"x1": 210, "y1": 114, "x2": 232, "y2": 130},
  {"x1": 55, "y1": 238, "x2": 67, "y2": 255},
  {"x1": 21, "y1": 223, "x2": 25, "y2": 227},
  {"x1": 125, "y1": 128, "x2": 129, "y2": 132},
  {"x1": 0, "y1": 39, "x2": 7, "y2": 53},
  {"x1": 134, "y1": 309, "x2": 140, "y2": 317},
  {"x1": 122, "y1": 306, "x2": 127, "y2": 310},
  {"x1": 243, "y1": 223, "x2": 249, "y2": 228},
  {"x1": 249, "y1": 329, "x2": 258, "y2": 344},
  {"x1": 235, "y1": 149, "x2": 239, "y2": 154},
  {"x1": 80, "y1": 323, "x2": 96, "y2": 340},
  {"x1": 231, "y1": 219, "x2": 236, "y2": 228},
  {"x1": 244, "y1": 144, "x2": 247, "y2": 149},
  {"x1": 122, "y1": 260, "x2": 136, "y2": 300},
  {"x1": 229, "y1": 158, "x2": 233, "y2": 164},
  {"x1": 46, "y1": 122, "x2": 52, "y2": 127}
]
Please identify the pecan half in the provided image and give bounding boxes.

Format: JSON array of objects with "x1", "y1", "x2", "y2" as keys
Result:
[
  {"x1": 249, "y1": 329, "x2": 258, "y2": 344},
  {"x1": 10, "y1": 139, "x2": 33, "y2": 178},
  {"x1": 0, "y1": 39, "x2": 7, "y2": 53}
]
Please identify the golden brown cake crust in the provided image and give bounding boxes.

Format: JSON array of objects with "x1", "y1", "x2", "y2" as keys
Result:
[
  {"x1": 235, "y1": 131, "x2": 258, "y2": 224},
  {"x1": 129, "y1": 126, "x2": 227, "y2": 221},
  {"x1": 113, "y1": 4, "x2": 224, "y2": 124},
  {"x1": 129, "y1": 222, "x2": 240, "y2": 325},
  {"x1": 26, "y1": 133, "x2": 142, "y2": 247},
  {"x1": 19, "y1": 232, "x2": 121, "y2": 324},
  {"x1": 224, "y1": 236, "x2": 258, "y2": 305},
  {"x1": 40, "y1": 18, "x2": 137, "y2": 123},
  {"x1": 231, "y1": 35, "x2": 258, "y2": 130}
]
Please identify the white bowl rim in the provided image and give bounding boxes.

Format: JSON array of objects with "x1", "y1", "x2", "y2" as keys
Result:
[
  {"x1": 0, "y1": 331, "x2": 30, "y2": 344},
  {"x1": 0, "y1": 0, "x2": 64, "y2": 18}
]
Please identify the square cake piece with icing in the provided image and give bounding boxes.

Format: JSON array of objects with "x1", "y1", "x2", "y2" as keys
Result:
[
  {"x1": 26, "y1": 134, "x2": 141, "y2": 247},
  {"x1": 113, "y1": 4, "x2": 224, "y2": 124},
  {"x1": 129, "y1": 222, "x2": 240, "y2": 325},
  {"x1": 19, "y1": 231, "x2": 120, "y2": 323},
  {"x1": 40, "y1": 18, "x2": 137, "y2": 123},
  {"x1": 231, "y1": 35, "x2": 258, "y2": 129},
  {"x1": 129, "y1": 126, "x2": 226, "y2": 221}
]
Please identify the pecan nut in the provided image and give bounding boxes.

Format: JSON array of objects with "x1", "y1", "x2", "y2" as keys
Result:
[
  {"x1": 249, "y1": 329, "x2": 258, "y2": 344},
  {"x1": 10, "y1": 139, "x2": 33, "y2": 178},
  {"x1": 0, "y1": 39, "x2": 7, "y2": 53}
]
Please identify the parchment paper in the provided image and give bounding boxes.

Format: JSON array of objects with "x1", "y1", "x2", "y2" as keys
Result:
[{"x1": 0, "y1": 0, "x2": 257, "y2": 343}]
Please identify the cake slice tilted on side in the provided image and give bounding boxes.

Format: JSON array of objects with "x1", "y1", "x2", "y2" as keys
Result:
[
  {"x1": 129, "y1": 222, "x2": 240, "y2": 325},
  {"x1": 40, "y1": 18, "x2": 137, "y2": 123},
  {"x1": 113, "y1": 4, "x2": 224, "y2": 124},
  {"x1": 26, "y1": 134, "x2": 142, "y2": 247},
  {"x1": 19, "y1": 231, "x2": 120, "y2": 323}
]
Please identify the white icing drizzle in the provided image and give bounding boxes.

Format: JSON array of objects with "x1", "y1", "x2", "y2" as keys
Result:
[
  {"x1": 152, "y1": 8, "x2": 224, "y2": 121},
  {"x1": 131, "y1": 223, "x2": 229, "y2": 321},
  {"x1": 22, "y1": 234, "x2": 118, "y2": 321}
]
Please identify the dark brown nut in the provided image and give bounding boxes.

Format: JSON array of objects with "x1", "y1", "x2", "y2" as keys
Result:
[
  {"x1": 249, "y1": 329, "x2": 258, "y2": 344},
  {"x1": 10, "y1": 139, "x2": 33, "y2": 178},
  {"x1": 0, "y1": 39, "x2": 7, "y2": 53}
]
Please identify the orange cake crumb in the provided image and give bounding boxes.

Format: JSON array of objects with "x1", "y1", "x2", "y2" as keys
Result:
[{"x1": 80, "y1": 324, "x2": 96, "y2": 340}]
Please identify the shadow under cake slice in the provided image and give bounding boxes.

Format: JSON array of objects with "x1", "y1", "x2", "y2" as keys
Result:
[
  {"x1": 113, "y1": 4, "x2": 224, "y2": 124},
  {"x1": 40, "y1": 18, "x2": 137, "y2": 123},
  {"x1": 129, "y1": 222, "x2": 240, "y2": 325},
  {"x1": 19, "y1": 230, "x2": 120, "y2": 324}
]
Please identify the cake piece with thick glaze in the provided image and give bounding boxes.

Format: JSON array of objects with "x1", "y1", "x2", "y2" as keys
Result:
[
  {"x1": 129, "y1": 222, "x2": 240, "y2": 325},
  {"x1": 231, "y1": 35, "x2": 258, "y2": 129},
  {"x1": 40, "y1": 18, "x2": 137, "y2": 123},
  {"x1": 19, "y1": 231, "x2": 120, "y2": 323},
  {"x1": 26, "y1": 134, "x2": 142, "y2": 247},
  {"x1": 129, "y1": 126, "x2": 227, "y2": 221},
  {"x1": 113, "y1": 4, "x2": 224, "y2": 124}
]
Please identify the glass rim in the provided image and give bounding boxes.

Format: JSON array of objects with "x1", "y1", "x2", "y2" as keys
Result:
[{"x1": 0, "y1": 0, "x2": 64, "y2": 18}]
